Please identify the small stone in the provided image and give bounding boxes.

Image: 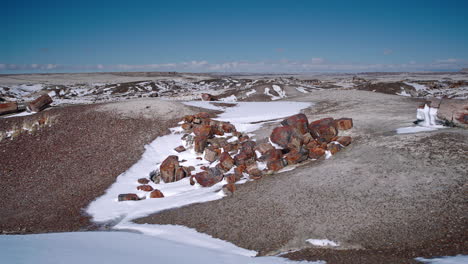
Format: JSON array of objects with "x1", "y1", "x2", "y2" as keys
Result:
[
  {"x1": 118, "y1": 193, "x2": 140, "y2": 201},
  {"x1": 174, "y1": 145, "x2": 186, "y2": 153},
  {"x1": 334, "y1": 118, "x2": 353, "y2": 130},
  {"x1": 137, "y1": 178, "x2": 150, "y2": 184},
  {"x1": 137, "y1": 185, "x2": 154, "y2": 192},
  {"x1": 149, "y1": 189, "x2": 164, "y2": 198}
]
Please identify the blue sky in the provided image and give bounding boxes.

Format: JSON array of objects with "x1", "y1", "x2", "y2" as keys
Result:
[{"x1": 1, "y1": 0, "x2": 467, "y2": 73}]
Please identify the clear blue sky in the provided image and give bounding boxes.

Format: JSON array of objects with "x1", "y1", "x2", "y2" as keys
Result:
[{"x1": 1, "y1": 0, "x2": 468, "y2": 73}]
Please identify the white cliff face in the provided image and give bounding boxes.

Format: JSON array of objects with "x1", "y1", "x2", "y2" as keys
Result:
[{"x1": 416, "y1": 104, "x2": 439, "y2": 127}]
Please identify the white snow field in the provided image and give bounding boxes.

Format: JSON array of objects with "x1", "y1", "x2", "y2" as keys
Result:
[
  {"x1": 0, "y1": 231, "x2": 320, "y2": 264},
  {"x1": 415, "y1": 255, "x2": 468, "y2": 264},
  {"x1": 306, "y1": 239, "x2": 339, "y2": 247},
  {"x1": 80, "y1": 101, "x2": 318, "y2": 263}
]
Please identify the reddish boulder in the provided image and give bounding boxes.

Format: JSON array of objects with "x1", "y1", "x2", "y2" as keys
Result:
[
  {"x1": 225, "y1": 174, "x2": 237, "y2": 184},
  {"x1": 261, "y1": 148, "x2": 283, "y2": 162},
  {"x1": 183, "y1": 115, "x2": 194, "y2": 123},
  {"x1": 284, "y1": 147, "x2": 309, "y2": 165},
  {"x1": 302, "y1": 133, "x2": 313, "y2": 144},
  {"x1": 335, "y1": 136, "x2": 352, "y2": 146},
  {"x1": 238, "y1": 134, "x2": 250, "y2": 142},
  {"x1": 281, "y1": 113, "x2": 309, "y2": 134},
  {"x1": 204, "y1": 147, "x2": 221, "y2": 163},
  {"x1": 309, "y1": 117, "x2": 335, "y2": 128},
  {"x1": 218, "y1": 152, "x2": 235, "y2": 171},
  {"x1": 193, "y1": 125, "x2": 212, "y2": 138},
  {"x1": 149, "y1": 189, "x2": 165, "y2": 198},
  {"x1": 309, "y1": 124, "x2": 338, "y2": 143},
  {"x1": 174, "y1": 145, "x2": 186, "y2": 153},
  {"x1": 160, "y1": 155, "x2": 180, "y2": 183},
  {"x1": 270, "y1": 126, "x2": 303, "y2": 149},
  {"x1": 175, "y1": 167, "x2": 187, "y2": 181},
  {"x1": 222, "y1": 142, "x2": 238, "y2": 153},
  {"x1": 137, "y1": 178, "x2": 150, "y2": 184},
  {"x1": 194, "y1": 136, "x2": 208, "y2": 153},
  {"x1": 194, "y1": 167, "x2": 224, "y2": 187},
  {"x1": 334, "y1": 118, "x2": 353, "y2": 130},
  {"x1": 308, "y1": 147, "x2": 326, "y2": 159},
  {"x1": 234, "y1": 150, "x2": 255, "y2": 166},
  {"x1": 137, "y1": 185, "x2": 154, "y2": 192},
  {"x1": 234, "y1": 164, "x2": 246, "y2": 177},
  {"x1": 246, "y1": 162, "x2": 262, "y2": 178},
  {"x1": 221, "y1": 122, "x2": 236, "y2": 133},
  {"x1": 267, "y1": 159, "x2": 285, "y2": 171},
  {"x1": 254, "y1": 142, "x2": 275, "y2": 155},
  {"x1": 118, "y1": 193, "x2": 140, "y2": 201},
  {"x1": 181, "y1": 123, "x2": 192, "y2": 131}
]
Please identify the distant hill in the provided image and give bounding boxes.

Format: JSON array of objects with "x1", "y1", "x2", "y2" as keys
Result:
[{"x1": 461, "y1": 68, "x2": 468, "y2": 72}]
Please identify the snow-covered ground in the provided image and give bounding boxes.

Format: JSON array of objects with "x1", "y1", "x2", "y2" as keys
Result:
[
  {"x1": 82, "y1": 101, "x2": 316, "y2": 263},
  {"x1": 0, "y1": 231, "x2": 319, "y2": 264}
]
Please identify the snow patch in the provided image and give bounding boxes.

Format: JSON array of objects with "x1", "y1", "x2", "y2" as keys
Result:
[
  {"x1": 415, "y1": 255, "x2": 468, "y2": 264},
  {"x1": 306, "y1": 239, "x2": 339, "y2": 247}
]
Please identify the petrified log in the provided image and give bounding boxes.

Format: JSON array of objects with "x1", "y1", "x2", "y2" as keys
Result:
[
  {"x1": 0, "y1": 102, "x2": 19, "y2": 116},
  {"x1": 27, "y1": 94, "x2": 53, "y2": 112}
]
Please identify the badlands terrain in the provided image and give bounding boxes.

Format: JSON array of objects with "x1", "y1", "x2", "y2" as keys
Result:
[{"x1": 0, "y1": 71, "x2": 467, "y2": 264}]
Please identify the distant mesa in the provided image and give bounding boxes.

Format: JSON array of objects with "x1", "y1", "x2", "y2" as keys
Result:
[{"x1": 461, "y1": 68, "x2": 468, "y2": 73}]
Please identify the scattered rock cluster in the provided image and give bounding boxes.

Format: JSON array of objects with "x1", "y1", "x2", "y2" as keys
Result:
[{"x1": 118, "y1": 112, "x2": 353, "y2": 201}]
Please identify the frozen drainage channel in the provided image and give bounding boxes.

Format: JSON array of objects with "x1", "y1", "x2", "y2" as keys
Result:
[{"x1": 83, "y1": 101, "x2": 314, "y2": 262}]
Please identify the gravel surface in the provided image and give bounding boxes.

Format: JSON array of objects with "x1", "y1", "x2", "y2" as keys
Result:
[
  {"x1": 135, "y1": 90, "x2": 468, "y2": 263},
  {"x1": 0, "y1": 98, "x2": 201, "y2": 234}
]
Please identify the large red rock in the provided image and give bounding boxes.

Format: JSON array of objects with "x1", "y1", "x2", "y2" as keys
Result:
[
  {"x1": 246, "y1": 162, "x2": 262, "y2": 179},
  {"x1": 267, "y1": 159, "x2": 285, "y2": 171},
  {"x1": 195, "y1": 112, "x2": 211, "y2": 119},
  {"x1": 234, "y1": 150, "x2": 256, "y2": 166},
  {"x1": 334, "y1": 118, "x2": 353, "y2": 130},
  {"x1": 335, "y1": 136, "x2": 352, "y2": 146},
  {"x1": 160, "y1": 155, "x2": 180, "y2": 183},
  {"x1": 149, "y1": 189, "x2": 165, "y2": 198},
  {"x1": 118, "y1": 193, "x2": 140, "y2": 201},
  {"x1": 270, "y1": 126, "x2": 303, "y2": 149},
  {"x1": 254, "y1": 142, "x2": 275, "y2": 155},
  {"x1": 194, "y1": 136, "x2": 208, "y2": 153},
  {"x1": 284, "y1": 147, "x2": 309, "y2": 165},
  {"x1": 225, "y1": 174, "x2": 238, "y2": 184},
  {"x1": 193, "y1": 125, "x2": 212, "y2": 138},
  {"x1": 221, "y1": 122, "x2": 236, "y2": 133},
  {"x1": 218, "y1": 152, "x2": 235, "y2": 171},
  {"x1": 309, "y1": 124, "x2": 338, "y2": 143},
  {"x1": 137, "y1": 185, "x2": 154, "y2": 192},
  {"x1": 204, "y1": 147, "x2": 221, "y2": 163},
  {"x1": 181, "y1": 123, "x2": 192, "y2": 131},
  {"x1": 194, "y1": 167, "x2": 224, "y2": 187},
  {"x1": 175, "y1": 167, "x2": 188, "y2": 181},
  {"x1": 234, "y1": 164, "x2": 246, "y2": 177},
  {"x1": 308, "y1": 147, "x2": 326, "y2": 159},
  {"x1": 261, "y1": 148, "x2": 283, "y2": 162},
  {"x1": 281, "y1": 114, "x2": 309, "y2": 134},
  {"x1": 183, "y1": 115, "x2": 194, "y2": 123},
  {"x1": 309, "y1": 117, "x2": 335, "y2": 128},
  {"x1": 27, "y1": 94, "x2": 53, "y2": 112}
]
